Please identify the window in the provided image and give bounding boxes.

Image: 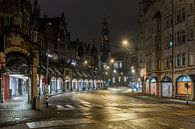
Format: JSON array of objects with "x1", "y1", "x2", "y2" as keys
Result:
[
  {"x1": 176, "y1": 9, "x2": 181, "y2": 23},
  {"x1": 31, "y1": 31, "x2": 38, "y2": 43},
  {"x1": 181, "y1": 30, "x2": 185, "y2": 44},
  {"x1": 181, "y1": 7, "x2": 185, "y2": 21},
  {"x1": 157, "y1": 22, "x2": 161, "y2": 32},
  {"x1": 189, "y1": 3, "x2": 193, "y2": 16},
  {"x1": 189, "y1": 27, "x2": 194, "y2": 40},
  {"x1": 176, "y1": 53, "x2": 181, "y2": 67},
  {"x1": 170, "y1": 55, "x2": 173, "y2": 68},
  {"x1": 157, "y1": 40, "x2": 161, "y2": 50},
  {"x1": 189, "y1": 53, "x2": 194, "y2": 66},
  {"x1": 181, "y1": 53, "x2": 185, "y2": 66},
  {"x1": 158, "y1": 60, "x2": 161, "y2": 70},
  {"x1": 166, "y1": 56, "x2": 169, "y2": 69},
  {"x1": 176, "y1": 31, "x2": 180, "y2": 45}
]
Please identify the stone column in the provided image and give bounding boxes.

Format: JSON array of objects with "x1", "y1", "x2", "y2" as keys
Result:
[{"x1": 30, "y1": 48, "x2": 39, "y2": 109}]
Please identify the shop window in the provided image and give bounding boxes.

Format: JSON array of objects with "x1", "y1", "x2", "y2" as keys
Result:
[{"x1": 176, "y1": 75, "x2": 192, "y2": 95}]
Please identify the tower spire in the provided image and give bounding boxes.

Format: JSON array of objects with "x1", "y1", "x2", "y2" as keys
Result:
[{"x1": 100, "y1": 16, "x2": 111, "y2": 63}]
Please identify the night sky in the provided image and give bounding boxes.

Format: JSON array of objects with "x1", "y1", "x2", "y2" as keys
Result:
[{"x1": 38, "y1": 0, "x2": 139, "y2": 52}]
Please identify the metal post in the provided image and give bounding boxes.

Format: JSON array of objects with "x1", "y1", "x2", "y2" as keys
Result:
[
  {"x1": 185, "y1": 82, "x2": 189, "y2": 105},
  {"x1": 132, "y1": 73, "x2": 134, "y2": 93},
  {"x1": 186, "y1": 89, "x2": 189, "y2": 105},
  {"x1": 45, "y1": 50, "x2": 49, "y2": 108},
  {"x1": 171, "y1": 0, "x2": 175, "y2": 99},
  {"x1": 0, "y1": 69, "x2": 3, "y2": 103}
]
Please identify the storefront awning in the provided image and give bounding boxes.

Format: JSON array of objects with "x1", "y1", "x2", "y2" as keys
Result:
[
  {"x1": 81, "y1": 71, "x2": 88, "y2": 78},
  {"x1": 48, "y1": 67, "x2": 55, "y2": 74},
  {"x1": 53, "y1": 67, "x2": 62, "y2": 75}
]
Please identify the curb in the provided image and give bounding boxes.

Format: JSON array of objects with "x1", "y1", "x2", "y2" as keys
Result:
[{"x1": 131, "y1": 94, "x2": 195, "y2": 106}]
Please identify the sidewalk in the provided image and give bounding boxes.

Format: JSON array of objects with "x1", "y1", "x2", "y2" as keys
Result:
[
  {"x1": 111, "y1": 86, "x2": 195, "y2": 105},
  {"x1": 129, "y1": 93, "x2": 195, "y2": 106},
  {"x1": 0, "y1": 96, "x2": 56, "y2": 128}
]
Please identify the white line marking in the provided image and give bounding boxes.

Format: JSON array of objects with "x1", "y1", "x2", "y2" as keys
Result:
[{"x1": 26, "y1": 118, "x2": 98, "y2": 128}]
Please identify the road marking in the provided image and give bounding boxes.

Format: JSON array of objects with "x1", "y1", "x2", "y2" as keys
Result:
[
  {"x1": 173, "y1": 113, "x2": 188, "y2": 116},
  {"x1": 158, "y1": 122, "x2": 170, "y2": 127},
  {"x1": 56, "y1": 104, "x2": 75, "y2": 110},
  {"x1": 56, "y1": 105, "x2": 66, "y2": 110},
  {"x1": 66, "y1": 104, "x2": 73, "y2": 108},
  {"x1": 26, "y1": 118, "x2": 98, "y2": 128}
]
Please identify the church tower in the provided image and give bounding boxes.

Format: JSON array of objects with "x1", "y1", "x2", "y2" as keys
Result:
[{"x1": 100, "y1": 17, "x2": 111, "y2": 63}]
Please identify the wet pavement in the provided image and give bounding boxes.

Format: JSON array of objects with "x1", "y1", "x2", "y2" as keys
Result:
[{"x1": 1, "y1": 87, "x2": 195, "y2": 129}]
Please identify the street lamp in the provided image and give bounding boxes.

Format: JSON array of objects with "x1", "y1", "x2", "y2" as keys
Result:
[
  {"x1": 109, "y1": 58, "x2": 115, "y2": 87},
  {"x1": 45, "y1": 50, "x2": 53, "y2": 108},
  {"x1": 84, "y1": 60, "x2": 88, "y2": 64},
  {"x1": 110, "y1": 58, "x2": 115, "y2": 63},
  {"x1": 123, "y1": 40, "x2": 128, "y2": 46}
]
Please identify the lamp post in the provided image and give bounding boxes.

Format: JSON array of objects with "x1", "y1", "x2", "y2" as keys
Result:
[
  {"x1": 109, "y1": 58, "x2": 115, "y2": 87},
  {"x1": 122, "y1": 39, "x2": 136, "y2": 87},
  {"x1": 131, "y1": 66, "x2": 135, "y2": 93},
  {"x1": 45, "y1": 50, "x2": 51, "y2": 108}
]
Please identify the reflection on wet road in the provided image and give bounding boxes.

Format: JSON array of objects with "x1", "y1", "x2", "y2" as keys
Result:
[{"x1": 27, "y1": 88, "x2": 195, "y2": 129}]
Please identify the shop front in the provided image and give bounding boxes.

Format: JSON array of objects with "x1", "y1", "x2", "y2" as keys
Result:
[
  {"x1": 57, "y1": 77, "x2": 63, "y2": 93},
  {"x1": 84, "y1": 79, "x2": 89, "y2": 90},
  {"x1": 78, "y1": 79, "x2": 83, "y2": 91},
  {"x1": 72, "y1": 79, "x2": 77, "y2": 91},
  {"x1": 89, "y1": 79, "x2": 93, "y2": 90},
  {"x1": 145, "y1": 78, "x2": 150, "y2": 95},
  {"x1": 150, "y1": 78, "x2": 157, "y2": 95},
  {"x1": 161, "y1": 76, "x2": 172, "y2": 97},
  {"x1": 65, "y1": 77, "x2": 71, "y2": 91},
  {"x1": 50, "y1": 77, "x2": 56, "y2": 94},
  {"x1": 3, "y1": 52, "x2": 30, "y2": 102},
  {"x1": 176, "y1": 75, "x2": 192, "y2": 99}
]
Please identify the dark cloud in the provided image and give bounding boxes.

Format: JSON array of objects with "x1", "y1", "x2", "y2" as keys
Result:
[{"x1": 38, "y1": 0, "x2": 139, "y2": 52}]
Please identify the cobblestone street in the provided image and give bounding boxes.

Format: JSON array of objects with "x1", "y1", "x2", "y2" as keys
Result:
[{"x1": 0, "y1": 96, "x2": 56, "y2": 128}]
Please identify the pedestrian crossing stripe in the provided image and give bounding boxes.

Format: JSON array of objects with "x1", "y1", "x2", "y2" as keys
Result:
[
  {"x1": 26, "y1": 118, "x2": 98, "y2": 128},
  {"x1": 56, "y1": 104, "x2": 75, "y2": 110}
]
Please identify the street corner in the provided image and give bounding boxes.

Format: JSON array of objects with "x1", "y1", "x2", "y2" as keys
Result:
[
  {"x1": 0, "y1": 106, "x2": 57, "y2": 128},
  {"x1": 0, "y1": 123, "x2": 29, "y2": 129}
]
